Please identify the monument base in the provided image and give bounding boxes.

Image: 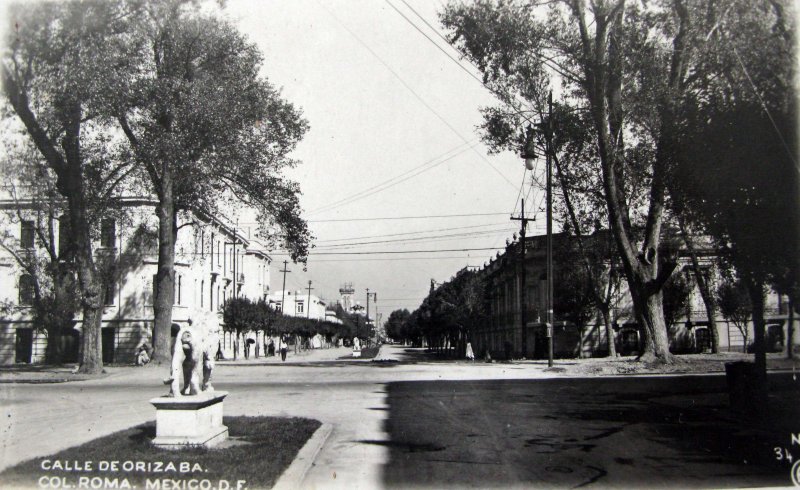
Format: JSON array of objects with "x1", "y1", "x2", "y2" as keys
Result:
[
  {"x1": 150, "y1": 391, "x2": 229, "y2": 450},
  {"x1": 352, "y1": 350, "x2": 361, "y2": 358}
]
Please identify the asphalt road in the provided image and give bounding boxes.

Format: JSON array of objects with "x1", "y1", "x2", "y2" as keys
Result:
[
  {"x1": 378, "y1": 376, "x2": 799, "y2": 488},
  {"x1": 1, "y1": 346, "x2": 798, "y2": 489}
]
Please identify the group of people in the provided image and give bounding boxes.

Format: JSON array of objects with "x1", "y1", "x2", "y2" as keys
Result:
[{"x1": 265, "y1": 336, "x2": 289, "y2": 362}]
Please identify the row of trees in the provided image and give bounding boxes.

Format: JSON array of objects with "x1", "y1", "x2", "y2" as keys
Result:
[
  {"x1": 221, "y1": 297, "x2": 362, "y2": 343},
  {"x1": 438, "y1": 0, "x2": 797, "y2": 374},
  {"x1": 384, "y1": 269, "x2": 489, "y2": 356},
  {"x1": 385, "y1": 234, "x2": 771, "y2": 358},
  {"x1": 1, "y1": 0, "x2": 311, "y2": 371}
]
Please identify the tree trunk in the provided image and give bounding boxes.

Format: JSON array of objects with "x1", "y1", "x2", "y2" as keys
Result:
[
  {"x1": 678, "y1": 220, "x2": 720, "y2": 353},
  {"x1": 73, "y1": 203, "x2": 103, "y2": 374},
  {"x1": 787, "y1": 298, "x2": 794, "y2": 360},
  {"x1": 599, "y1": 306, "x2": 616, "y2": 357},
  {"x1": 152, "y1": 170, "x2": 176, "y2": 365},
  {"x1": 631, "y1": 285, "x2": 672, "y2": 363},
  {"x1": 745, "y1": 278, "x2": 767, "y2": 377},
  {"x1": 63, "y1": 120, "x2": 103, "y2": 374}
]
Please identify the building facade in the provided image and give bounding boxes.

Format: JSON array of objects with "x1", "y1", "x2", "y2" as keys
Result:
[
  {"x1": 472, "y1": 231, "x2": 796, "y2": 360},
  {"x1": 268, "y1": 289, "x2": 327, "y2": 321},
  {"x1": 0, "y1": 197, "x2": 272, "y2": 365}
]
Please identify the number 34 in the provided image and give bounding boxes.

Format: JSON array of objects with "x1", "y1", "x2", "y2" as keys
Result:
[{"x1": 775, "y1": 447, "x2": 794, "y2": 462}]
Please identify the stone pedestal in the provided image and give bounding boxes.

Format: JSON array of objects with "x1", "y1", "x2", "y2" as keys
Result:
[
  {"x1": 150, "y1": 391, "x2": 228, "y2": 449},
  {"x1": 352, "y1": 350, "x2": 361, "y2": 358}
]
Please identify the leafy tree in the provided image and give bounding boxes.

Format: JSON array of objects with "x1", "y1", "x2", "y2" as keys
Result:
[
  {"x1": 222, "y1": 297, "x2": 276, "y2": 336},
  {"x1": 669, "y1": 0, "x2": 797, "y2": 373},
  {"x1": 717, "y1": 278, "x2": 753, "y2": 353},
  {"x1": 439, "y1": 0, "x2": 752, "y2": 363},
  {"x1": 385, "y1": 309, "x2": 411, "y2": 344},
  {"x1": 115, "y1": 1, "x2": 311, "y2": 364},
  {"x1": 0, "y1": 148, "x2": 80, "y2": 364},
  {"x1": 2, "y1": 1, "x2": 143, "y2": 372},
  {"x1": 415, "y1": 269, "x2": 488, "y2": 357}
]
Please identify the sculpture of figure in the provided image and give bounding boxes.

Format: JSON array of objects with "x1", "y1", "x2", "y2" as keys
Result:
[{"x1": 164, "y1": 312, "x2": 220, "y2": 396}]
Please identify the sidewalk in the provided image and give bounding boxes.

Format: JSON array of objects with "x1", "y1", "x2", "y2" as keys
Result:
[{"x1": 216, "y1": 345, "x2": 355, "y2": 365}]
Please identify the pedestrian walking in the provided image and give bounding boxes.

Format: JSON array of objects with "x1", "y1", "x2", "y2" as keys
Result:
[
  {"x1": 279, "y1": 336, "x2": 288, "y2": 362},
  {"x1": 268, "y1": 338, "x2": 275, "y2": 357}
]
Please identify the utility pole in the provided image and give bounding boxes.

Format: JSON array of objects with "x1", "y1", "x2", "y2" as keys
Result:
[
  {"x1": 545, "y1": 90, "x2": 554, "y2": 368},
  {"x1": 280, "y1": 260, "x2": 290, "y2": 315},
  {"x1": 306, "y1": 280, "x2": 313, "y2": 319},
  {"x1": 366, "y1": 288, "x2": 370, "y2": 345},
  {"x1": 511, "y1": 198, "x2": 533, "y2": 358}
]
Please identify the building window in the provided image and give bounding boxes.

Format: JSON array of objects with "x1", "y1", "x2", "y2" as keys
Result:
[
  {"x1": 20, "y1": 220, "x2": 34, "y2": 249},
  {"x1": 19, "y1": 274, "x2": 34, "y2": 305},
  {"x1": 101, "y1": 219, "x2": 116, "y2": 248},
  {"x1": 174, "y1": 275, "x2": 182, "y2": 305},
  {"x1": 296, "y1": 302, "x2": 304, "y2": 314},
  {"x1": 217, "y1": 241, "x2": 221, "y2": 266},
  {"x1": 216, "y1": 286, "x2": 220, "y2": 310},
  {"x1": 104, "y1": 278, "x2": 116, "y2": 306},
  {"x1": 201, "y1": 230, "x2": 205, "y2": 258},
  {"x1": 210, "y1": 233, "x2": 214, "y2": 266}
]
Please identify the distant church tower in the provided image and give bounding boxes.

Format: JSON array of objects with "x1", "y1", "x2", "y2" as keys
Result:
[{"x1": 339, "y1": 282, "x2": 355, "y2": 311}]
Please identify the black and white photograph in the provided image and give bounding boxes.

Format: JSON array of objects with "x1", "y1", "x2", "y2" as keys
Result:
[{"x1": 0, "y1": 0, "x2": 797, "y2": 488}]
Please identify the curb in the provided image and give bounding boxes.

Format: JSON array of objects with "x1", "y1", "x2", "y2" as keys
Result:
[{"x1": 273, "y1": 422, "x2": 333, "y2": 490}]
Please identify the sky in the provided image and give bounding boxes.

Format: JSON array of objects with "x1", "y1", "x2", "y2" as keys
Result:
[{"x1": 219, "y1": 0, "x2": 552, "y2": 321}]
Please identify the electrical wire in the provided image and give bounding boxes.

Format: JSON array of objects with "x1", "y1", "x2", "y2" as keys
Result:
[
  {"x1": 315, "y1": 221, "x2": 511, "y2": 243},
  {"x1": 309, "y1": 139, "x2": 479, "y2": 215},
  {"x1": 308, "y1": 212, "x2": 511, "y2": 223},
  {"x1": 313, "y1": 226, "x2": 515, "y2": 249},
  {"x1": 317, "y1": 0, "x2": 518, "y2": 190},
  {"x1": 272, "y1": 246, "x2": 506, "y2": 255}
]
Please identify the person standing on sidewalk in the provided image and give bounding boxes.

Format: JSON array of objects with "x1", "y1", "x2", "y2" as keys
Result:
[{"x1": 279, "y1": 336, "x2": 288, "y2": 362}]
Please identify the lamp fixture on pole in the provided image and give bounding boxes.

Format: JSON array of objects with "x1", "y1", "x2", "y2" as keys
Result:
[{"x1": 519, "y1": 90, "x2": 555, "y2": 367}]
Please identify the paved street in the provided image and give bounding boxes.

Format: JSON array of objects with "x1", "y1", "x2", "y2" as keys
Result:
[{"x1": 1, "y1": 345, "x2": 799, "y2": 489}]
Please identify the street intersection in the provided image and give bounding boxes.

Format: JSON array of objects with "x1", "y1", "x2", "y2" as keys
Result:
[{"x1": 1, "y1": 345, "x2": 798, "y2": 489}]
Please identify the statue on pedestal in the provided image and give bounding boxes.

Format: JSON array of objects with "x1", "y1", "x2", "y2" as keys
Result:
[{"x1": 164, "y1": 311, "x2": 221, "y2": 396}]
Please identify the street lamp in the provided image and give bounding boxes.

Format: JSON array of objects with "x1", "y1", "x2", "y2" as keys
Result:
[{"x1": 521, "y1": 90, "x2": 554, "y2": 368}]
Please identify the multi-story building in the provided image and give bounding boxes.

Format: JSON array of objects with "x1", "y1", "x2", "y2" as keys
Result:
[
  {"x1": 268, "y1": 289, "x2": 327, "y2": 321},
  {"x1": 472, "y1": 230, "x2": 795, "y2": 360},
  {"x1": 0, "y1": 196, "x2": 272, "y2": 365}
]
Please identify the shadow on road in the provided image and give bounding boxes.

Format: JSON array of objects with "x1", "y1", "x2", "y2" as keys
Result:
[{"x1": 372, "y1": 374, "x2": 800, "y2": 488}]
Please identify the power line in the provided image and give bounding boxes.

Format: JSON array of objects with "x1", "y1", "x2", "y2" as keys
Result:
[
  {"x1": 309, "y1": 212, "x2": 511, "y2": 222},
  {"x1": 317, "y1": 0, "x2": 518, "y2": 190},
  {"x1": 385, "y1": 0, "x2": 542, "y2": 122},
  {"x1": 385, "y1": 0, "x2": 488, "y2": 88},
  {"x1": 299, "y1": 256, "x2": 487, "y2": 262},
  {"x1": 315, "y1": 221, "x2": 511, "y2": 243},
  {"x1": 313, "y1": 227, "x2": 515, "y2": 249},
  {"x1": 309, "y1": 141, "x2": 480, "y2": 215},
  {"x1": 272, "y1": 246, "x2": 506, "y2": 255}
]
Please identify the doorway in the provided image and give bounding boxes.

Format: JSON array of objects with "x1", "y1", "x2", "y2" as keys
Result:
[
  {"x1": 15, "y1": 328, "x2": 33, "y2": 363},
  {"x1": 102, "y1": 327, "x2": 116, "y2": 364}
]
